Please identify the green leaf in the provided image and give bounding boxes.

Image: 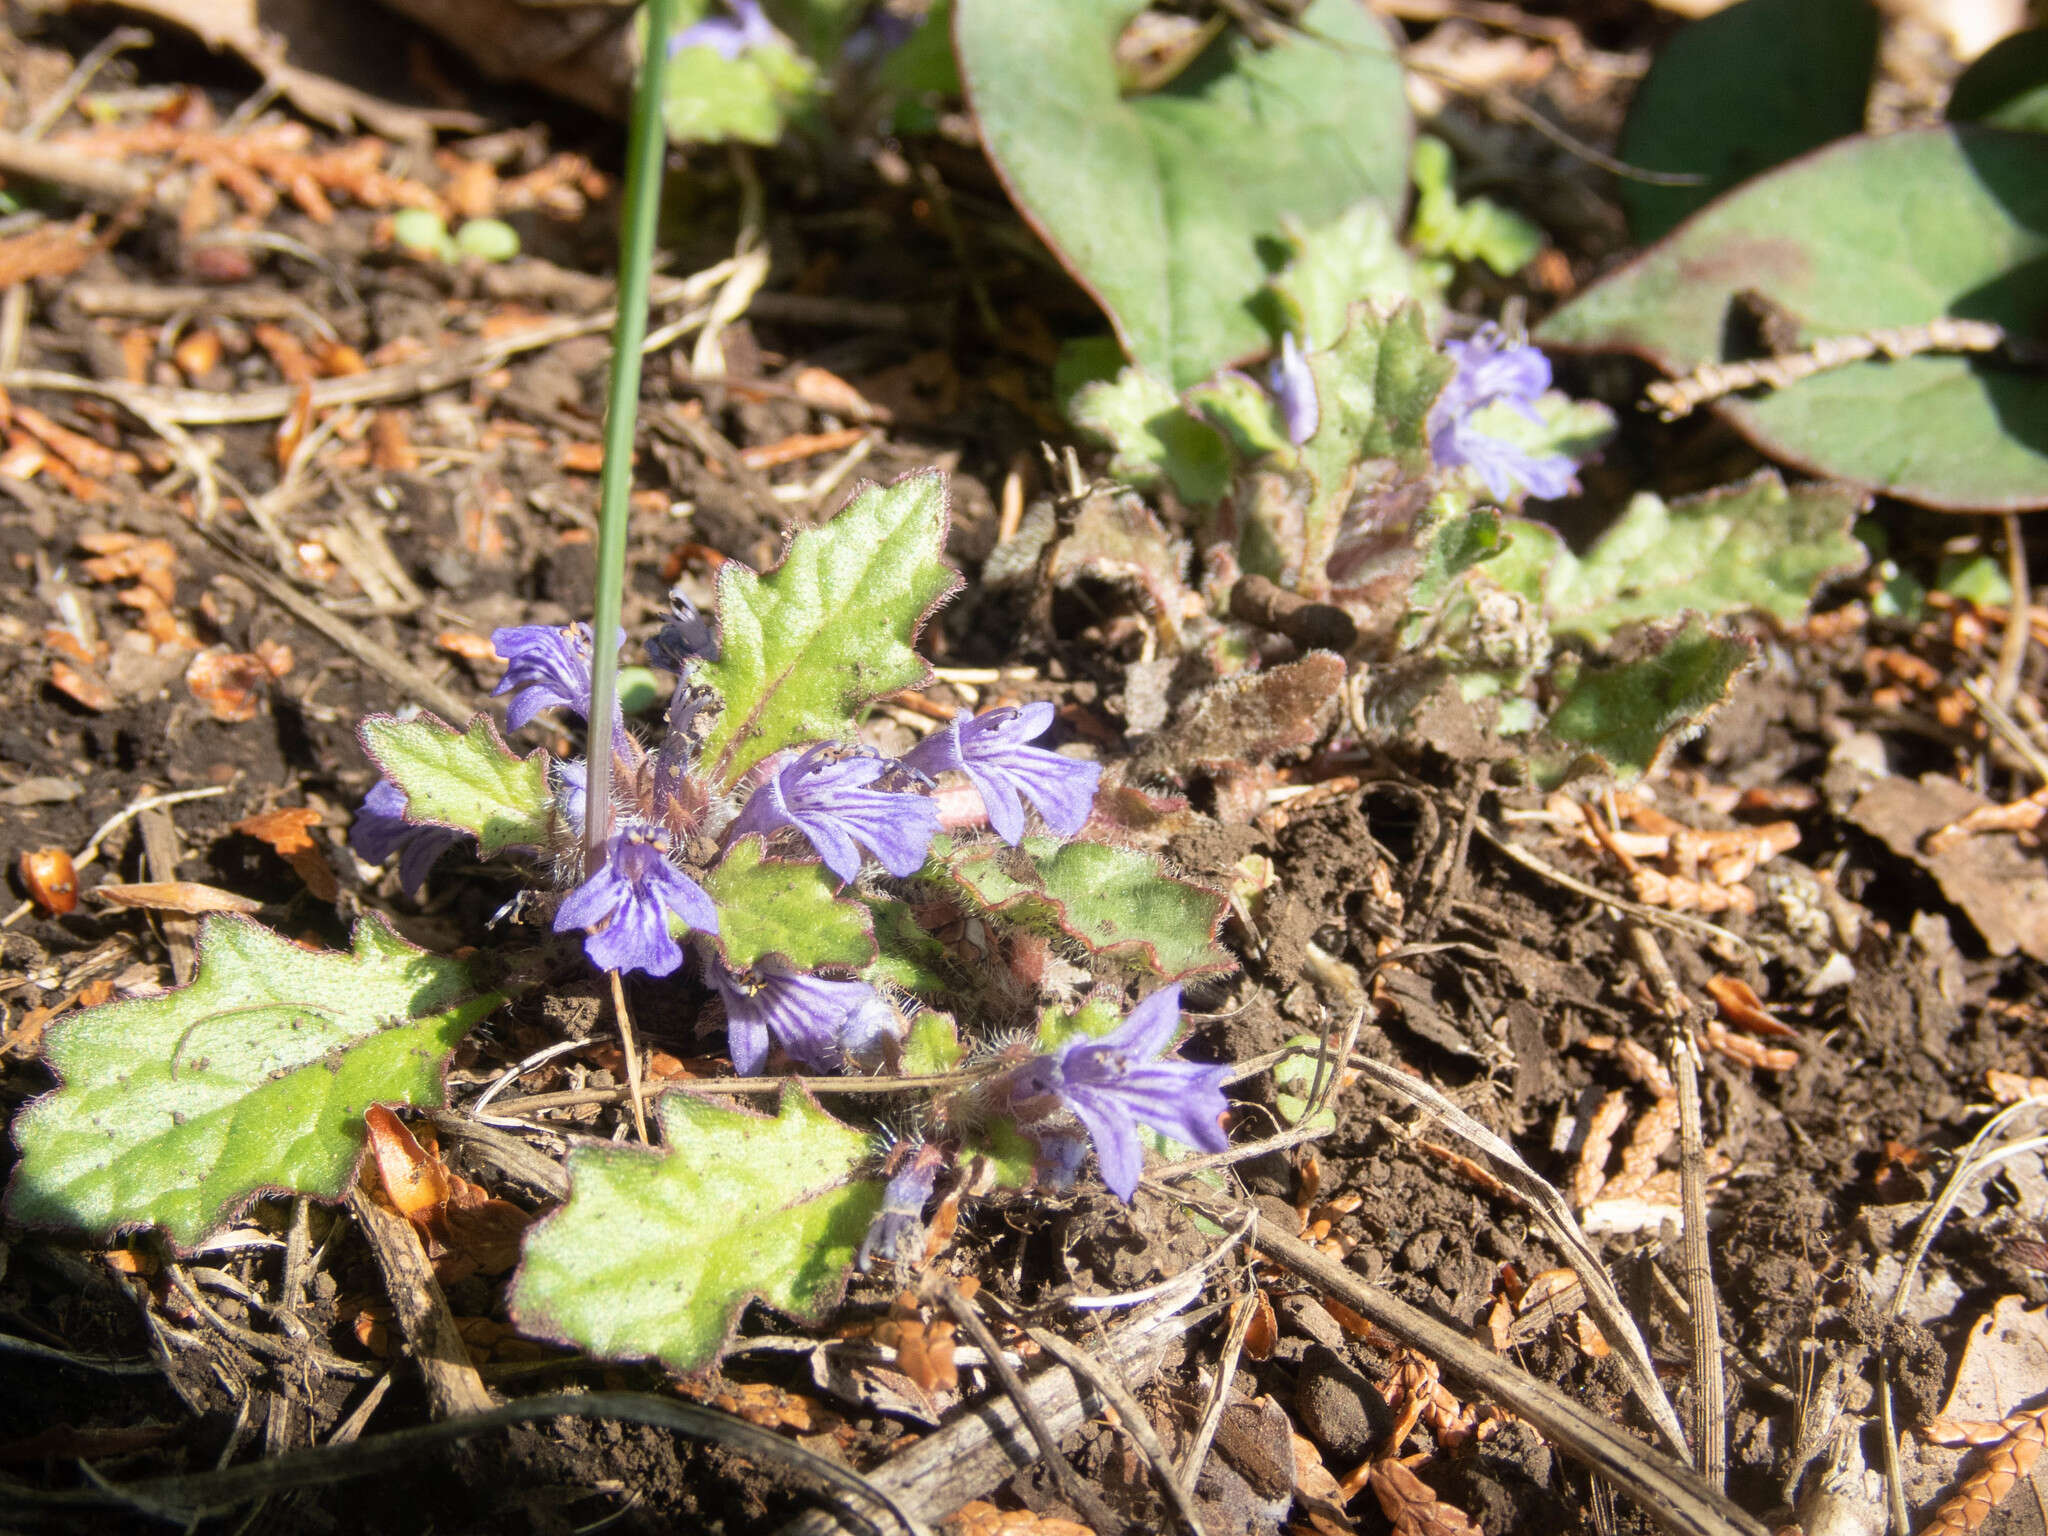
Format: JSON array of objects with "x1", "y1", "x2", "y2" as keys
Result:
[
  {"x1": 6, "y1": 916, "x2": 502, "y2": 1248},
  {"x1": 1409, "y1": 137, "x2": 1544, "y2": 276},
  {"x1": 358, "y1": 714, "x2": 553, "y2": 857},
  {"x1": 956, "y1": 0, "x2": 1408, "y2": 388},
  {"x1": 509, "y1": 1085, "x2": 881, "y2": 1372},
  {"x1": 1401, "y1": 502, "x2": 1506, "y2": 649},
  {"x1": 1069, "y1": 366, "x2": 1231, "y2": 504},
  {"x1": 1267, "y1": 198, "x2": 1439, "y2": 349},
  {"x1": 661, "y1": 9, "x2": 819, "y2": 146},
  {"x1": 1539, "y1": 127, "x2": 2048, "y2": 512},
  {"x1": 862, "y1": 896, "x2": 953, "y2": 997},
  {"x1": 1273, "y1": 1034, "x2": 1338, "y2": 1133},
  {"x1": 1187, "y1": 371, "x2": 1292, "y2": 462},
  {"x1": 939, "y1": 839, "x2": 1233, "y2": 979},
  {"x1": 1296, "y1": 303, "x2": 1455, "y2": 588},
  {"x1": 1617, "y1": 0, "x2": 1877, "y2": 242},
  {"x1": 1539, "y1": 471, "x2": 1868, "y2": 643},
  {"x1": 702, "y1": 836, "x2": 875, "y2": 972},
  {"x1": 900, "y1": 1011, "x2": 962, "y2": 1075},
  {"x1": 1948, "y1": 28, "x2": 2048, "y2": 133},
  {"x1": 1541, "y1": 622, "x2": 1755, "y2": 783},
  {"x1": 971, "y1": 1117, "x2": 1041, "y2": 1191},
  {"x1": 697, "y1": 470, "x2": 959, "y2": 786}
]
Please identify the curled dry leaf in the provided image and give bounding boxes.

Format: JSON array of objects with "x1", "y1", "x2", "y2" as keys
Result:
[
  {"x1": 363, "y1": 1103, "x2": 450, "y2": 1225},
  {"x1": 234, "y1": 806, "x2": 338, "y2": 901},
  {"x1": 49, "y1": 660, "x2": 115, "y2": 712},
  {"x1": 1706, "y1": 974, "x2": 1799, "y2": 1038},
  {"x1": 89, "y1": 880, "x2": 263, "y2": 915},
  {"x1": 19, "y1": 847, "x2": 79, "y2": 915},
  {"x1": 1244, "y1": 1287, "x2": 1279, "y2": 1361},
  {"x1": 186, "y1": 646, "x2": 291, "y2": 722},
  {"x1": 77, "y1": 533, "x2": 179, "y2": 606},
  {"x1": 1369, "y1": 1456, "x2": 1485, "y2": 1536}
]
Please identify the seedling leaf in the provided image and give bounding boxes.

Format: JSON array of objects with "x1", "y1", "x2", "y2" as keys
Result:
[
  {"x1": 697, "y1": 470, "x2": 958, "y2": 786},
  {"x1": 359, "y1": 713, "x2": 553, "y2": 856},
  {"x1": 1541, "y1": 622, "x2": 1754, "y2": 783},
  {"x1": 703, "y1": 837, "x2": 876, "y2": 972},
  {"x1": 6, "y1": 915, "x2": 503, "y2": 1248},
  {"x1": 509, "y1": 1084, "x2": 882, "y2": 1372}
]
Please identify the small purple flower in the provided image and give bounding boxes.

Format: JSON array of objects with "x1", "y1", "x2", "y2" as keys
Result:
[
  {"x1": 1428, "y1": 324, "x2": 1576, "y2": 503},
  {"x1": 856, "y1": 1143, "x2": 941, "y2": 1272},
  {"x1": 725, "y1": 742, "x2": 939, "y2": 883},
  {"x1": 554, "y1": 828, "x2": 718, "y2": 977},
  {"x1": 492, "y1": 623, "x2": 622, "y2": 730},
  {"x1": 711, "y1": 961, "x2": 891, "y2": 1076},
  {"x1": 670, "y1": 0, "x2": 777, "y2": 60},
  {"x1": 898, "y1": 704, "x2": 1101, "y2": 846},
  {"x1": 349, "y1": 780, "x2": 462, "y2": 898},
  {"x1": 1267, "y1": 333, "x2": 1319, "y2": 444},
  {"x1": 1006, "y1": 986, "x2": 1228, "y2": 1201}
]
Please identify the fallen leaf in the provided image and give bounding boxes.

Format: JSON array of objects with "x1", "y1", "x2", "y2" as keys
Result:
[
  {"x1": 234, "y1": 805, "x2": 336, "y2": 900},
  {"x1": 1851, "y1": 775, "x2": 2048, "y2": 961},
  {"x1": 186, "y1": 648, "x2": 277, "y2": 722},
  {"x1": 362, "y1": 1103, "x2": 450, "y2": 1225},
  {"x1": 1705, "y1": 975, "x2": 1798, "y2": 1038},
  {"x1": 48, "y1": 661, "x2": 115, "y2": 712},
  {"x1": 89, "y1": 880, "x2": 263, "y2": 915}
]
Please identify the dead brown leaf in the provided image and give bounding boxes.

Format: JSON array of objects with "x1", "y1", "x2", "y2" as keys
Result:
[
  {"x1": 1851, "y1": 774, "x2": 2048, "y2": 962},
  {"x1": 90, "y1": 880, "x2": 262, "y2": 915}
]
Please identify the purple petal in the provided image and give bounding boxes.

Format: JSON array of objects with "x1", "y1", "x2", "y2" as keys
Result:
[
  {"x1": 1098, "y1": 984, "x2": 1182, "y2": 1060},
  {"x1": 1063, "y1": 1086, "x2": 1145, "y2": 1200},
  {"x1": 552, "y1": 862, "x2": 622, "y2": 933},
  {"x1": 965, "y1": 763, "x2": 1029, "y2": 845},
  {"x1": 1268, "y1": 332, "x2": 1320, "y2": 444},
  {"x1": 728, "y1": 1013, "x2": 769, "y2": 1076},
  {"x1": 992, "y1": 749, "x2": 1102, "y2": 839},
  {"x1": 713, "y1": 964, "x2": 886, "y2": 1074},
  {"x1": 583, "y1": 886, "x2": 684, "y2": 976}
]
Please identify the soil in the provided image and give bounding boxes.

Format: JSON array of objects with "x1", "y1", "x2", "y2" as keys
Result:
[{"x1": 3, "y1": 5, "x2": 2047, "y2": 1536}]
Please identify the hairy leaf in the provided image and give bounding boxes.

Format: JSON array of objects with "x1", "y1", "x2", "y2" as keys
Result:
[
  {"x1": 1617, "y1": 0, "x2": 1876, "y2": 241},
  {"x1": 358, "y1": 714, "x2": 553, "y2": 856},
  {"x1": 940, "y1": 839, "x2": 1233, "y2": 978},
  {"x1": 7, "y1": 916, "x2": 503, "y2": 1248},
  {"x1": 1540, "y1": 127, "x2": 2048, "y2": 511},
  {"x1": 862, "y1": 897, "x2": 953, "y2": 998},
  {"x1": 697, "y1": 470, "x2": 958, "y2": 785},
  {"x1": 1537, "y1": 471, "x2": 1868, "y2": 642},
  {"x1": 509, "y1": 1085, "x2": 881, "y2": 1371},
  {"x1": 1410, "y1": 136, "x2": 1543, "y2": 276},
  {"x1": 703, "y1": 836, "x2": 875, "y2": 972},
  {"x1": 1068, "y1": 366, "x2": 1230, "y2": 504},
  {"x1": 957, "y1": 0, "x2": 1407, "y2": 388},
  {"x1": 1541, "y1": 622, "x2": 1755, "y2": 783},
  {"x1": 1267, "y1": 198, "x2": 1438, "y2": 349}
]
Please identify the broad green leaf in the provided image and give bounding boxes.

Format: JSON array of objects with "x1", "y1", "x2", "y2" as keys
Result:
[
  {"x1": 1409, "y1": 137, "x2": 1543, "y2": 276},
  {"x1": 957, "y1": 0, "x2": 1408, "y2": 388},
  {"x1": 1187, "y1": 371, "x2": 1291, "y2": 462},
  {"x1": 1540, "y1": 127, "x2": 2048, "y2": 512},
  {"x1": 972, "y1": 1118, "x2": 1041, "y2": 1191},
  {"x1": 702, "y1": 836, "x2": 875, "y2": 971},
  {"x1": 862, "y1": 896, "x2": 953, "y2": 997},
  {"x1": 1273, "y1": 1034, "x2": 1339, "y2": 1133},
  {"x1": 1296, "y1": 303, "x2": 1455, "y2": 589},
  {"x1": 359, "y1": 714, "x2": 553, "y2": 857},
  {"x1": 1068, "y1": 366, "x2": 1231, "y2": 504},
  {"x1": 900, "y1": 1011, "x2": 962, "y2": 1075},
  {"x1": 1617, "y1": 0, "x2": 1877, "y2": 241},
  {"x1": 662, "y1": 13, "x2": 819, "y2": 146},
  {"x1": 510, "y1": 1085, "x2": 881, "y2": 1372},
  {"x1": 697, "y1": 470, "x2": 958, "y2": 785},
  {"x1": 1948, "y1": 28, "x2": 2048, "y2": 133},
  {"x1": 6, "y1": 916, "x2": 502, "y2": 1248},
  {"x1": 1539, "y1": 473, "x2": 1868, "y2": 642},
  {"x1": 1267, "y1": 198, "x2": 1437, "y2": 349},
  {"x1": 1541, "y1": 622, "x2": 1755, "y2": 783},
  {"x1": 940, "y1": 839, "x2": 1232, "y2": 979}
]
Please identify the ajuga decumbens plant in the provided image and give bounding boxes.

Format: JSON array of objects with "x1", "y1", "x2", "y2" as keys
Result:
[{"x1": 1, "y1": 0, "x2": 1238, "y2": 1372}]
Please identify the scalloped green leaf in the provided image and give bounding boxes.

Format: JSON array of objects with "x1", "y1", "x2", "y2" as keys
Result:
[
  {"x1": 1539, "y1": 127, "x2": 2048, "y2": 512},
  {"x1": 358, "y1": 713, "x2": 552, "y2": 857},
  {"x1": 1540, "y1": 622, "x2": 1755, "y2": 783},
  {"x1": 6, "y1": 916, "x2": 503, "y2": 1248},
  {"x1": 697, "y1": 471, "x2": 958, "y2": 787},
  {"x1": 956, "y1": 0, "x2": 1408, "y2": 389},
  {"x1": 862, "y1": 896, "x2": 953, "y2": 997},
  {"x1": 900, "y1": 1011, "x2": 962, "y2": 1075},
  {"x1": 1535, "y1": 471, "x2": 1868, "y2": 643},
  {"x1": 508, "y1": 1085, "x2": 882, "y2": 1372},
  {"x1": 1617, "y1": 0, "x2": 1877, "y2": 242},
  {"x1": 702, "y1": 837, "x2": 875, "y2": 972},
  {"x1": 1069, "y1": 366, "x2": 1231, "y2": 504},
  {"x1": 941, "y1": 839, "x2": 1232, "y2": 979},
  {"x1": 1267, "y1": 197, "x2": 1438, "y2": 349}
]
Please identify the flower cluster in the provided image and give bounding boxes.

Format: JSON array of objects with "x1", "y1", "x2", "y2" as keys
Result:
[
  {"x1": 1427, "y1": 324, "x2": 1576, "y2": 503},
  {"x1": 353, "y1": 611, "x2": 1107, "y2": 1079}
]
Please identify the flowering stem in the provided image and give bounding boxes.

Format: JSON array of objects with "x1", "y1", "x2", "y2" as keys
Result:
[{"x1": 584, "y1": 0, "x2": 677, "y2": 863}]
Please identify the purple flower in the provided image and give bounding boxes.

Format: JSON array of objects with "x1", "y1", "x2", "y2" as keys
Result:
[
  {"x1": 670, "y1": 0, "x2": 777, "y2": 60},
  {"x1": 898, "y1": 704, "x2": 1101, "y2": 846},
  {"x1": 554, "y1": 828, "x2": 718, "y2": 977},
  {"x1": 725, "y1": 742, "x2": 939, "y2": 883},
  {"x1": 856, "y1": 1143, "x2": 941, "y2": 1272},
  {"x1": 1428, "y1": 324, "x2": 1576, "y2": 502},
  {"x1": 349, "y1": 780, "x2": 462, "y2": 898},
  {"x1": 491, "y1": 624, "x2": 622, "y2": 731},
  {"x1": 1268, "y1": 333, "x2": 1319, "y2": 444},
  {"x1": 711, "y1": 961, "x2": 891, "y2": 1076},
  {"x1": 1006, "y1": 986, "x2": 1228, "y2": 1201}
]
